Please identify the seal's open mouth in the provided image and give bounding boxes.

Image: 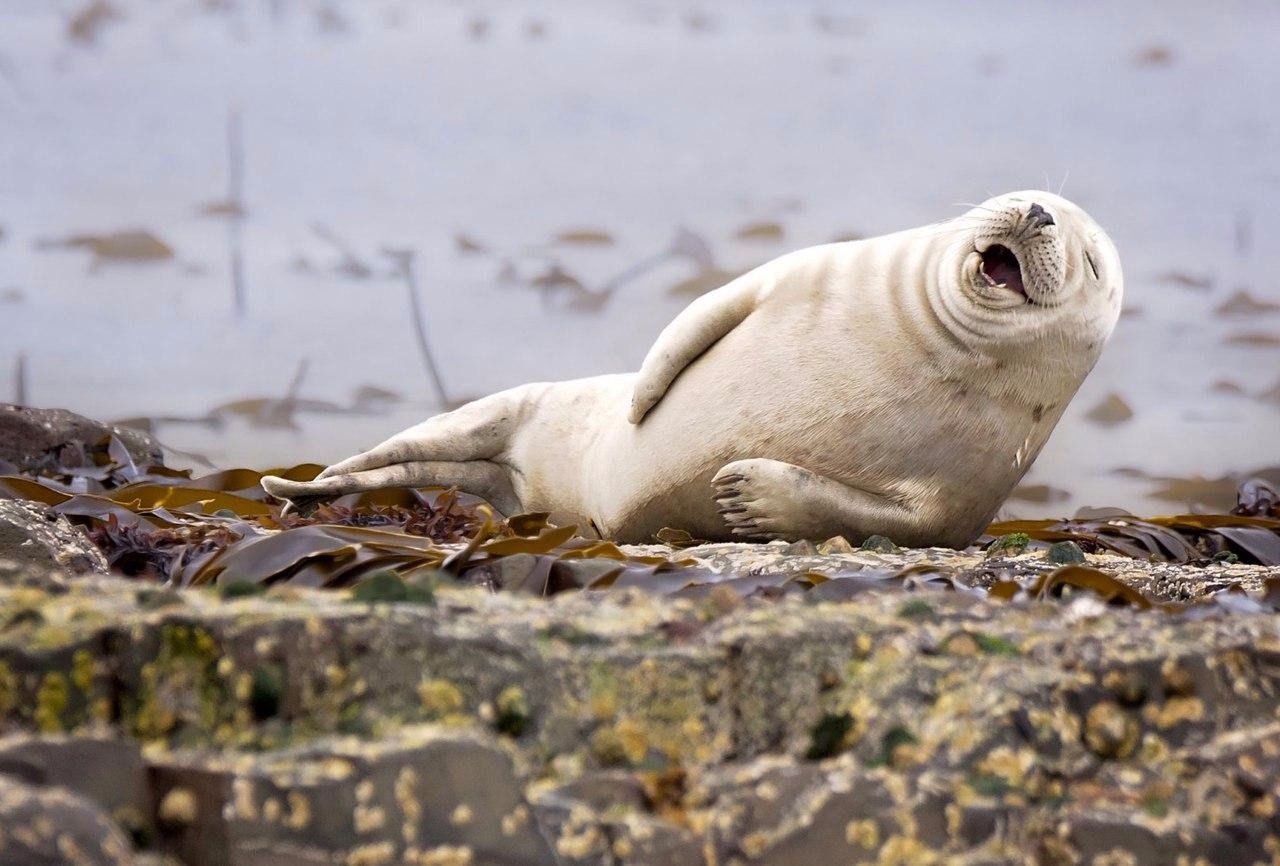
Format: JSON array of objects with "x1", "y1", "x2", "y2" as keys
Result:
[{"x1": 979, "y1": 244, "x2": 1026, "y2": 297}]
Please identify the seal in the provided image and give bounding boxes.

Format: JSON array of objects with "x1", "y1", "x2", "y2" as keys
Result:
[{"x1": 262, "y1": 191, "x2": 1123, "y2": 547}]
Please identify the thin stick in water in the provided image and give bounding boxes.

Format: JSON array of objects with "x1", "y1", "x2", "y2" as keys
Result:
[
  {"x1": 227, "y1": 107, "x2": 247, "y2": 317},
  {"x1": 13, "y1": 353, "x2": 27, "y2": 405},
  {"x1": 383, "y1": 247, "x2": 450, "y2": 408}
]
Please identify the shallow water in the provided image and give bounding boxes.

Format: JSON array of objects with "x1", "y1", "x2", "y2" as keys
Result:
[{"x1": 1, "y1": 1, "x2": 1276, "y2": 517}]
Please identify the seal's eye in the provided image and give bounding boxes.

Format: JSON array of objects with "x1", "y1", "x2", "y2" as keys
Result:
[{"x1": 1084, "y1": 251, "x2": 1100, "y2": 280}]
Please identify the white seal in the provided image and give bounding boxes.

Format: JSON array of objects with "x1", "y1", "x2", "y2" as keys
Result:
[{"x1": 262, "y1": 191, "x2": 1123, "y2": 547}]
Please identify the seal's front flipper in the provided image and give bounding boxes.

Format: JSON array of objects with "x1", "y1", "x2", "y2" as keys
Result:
[
  {"x1": 628, "y1": 270, "x2": 771, "y2": 424},
  {"x1": 711, "y1": 458, "x2": 937, "y2": 546}
]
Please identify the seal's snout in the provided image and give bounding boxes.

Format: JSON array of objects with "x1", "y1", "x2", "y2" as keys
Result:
[{"x1": 1025, "y1": 202, "x2": 1054, "y2": 230}]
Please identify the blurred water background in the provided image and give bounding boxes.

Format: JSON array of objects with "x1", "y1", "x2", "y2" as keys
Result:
[{"x1": 1, "y1": 0, "x2": 1276, "y2": 518}]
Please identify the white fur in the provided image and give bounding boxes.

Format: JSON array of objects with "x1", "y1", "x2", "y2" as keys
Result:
[{"x1": 262, "y1": 191, "x2": 1123, "y2": 547}]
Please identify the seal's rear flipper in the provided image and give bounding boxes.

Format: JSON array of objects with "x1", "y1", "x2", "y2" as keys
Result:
[{"x1": 262, "y1": 459, "x2": 520, "y2": 516}]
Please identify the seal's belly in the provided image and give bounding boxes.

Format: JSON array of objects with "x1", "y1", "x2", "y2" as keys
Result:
[{"x1": 599, "y1": 311, "x2": 1031, "y2": 540}]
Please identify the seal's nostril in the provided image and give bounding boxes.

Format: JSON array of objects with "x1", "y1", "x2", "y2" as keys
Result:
[{"x1": 1027, "y1": 203, "x2": 1055, "y2": 228}]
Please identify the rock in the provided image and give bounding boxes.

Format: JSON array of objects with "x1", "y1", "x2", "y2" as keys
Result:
[
  {"x1": 1046, "y1": 540, "x2": 1088, "y2": 564},
  {"x1": 3, "y1": 560, "x2": 1280, "y2": 863},
  {"x1": 859, "y1": 534, "x2": 898, "y2": 552},
  {"x1": 0, "y1": 734, "x2": 152, "y2": 844},
  {"x1": 0, "y1": 500, "x2": 109, "y2": 576},
  {"x1": 0, "y1": 773, "x2": 138, "y2": 865},
  {"x1": 147, "y1": 726, "x2": 554, "y2": 866},
  {"x1": 0, "y1": 403, "x2": 162, "y2": 473}
]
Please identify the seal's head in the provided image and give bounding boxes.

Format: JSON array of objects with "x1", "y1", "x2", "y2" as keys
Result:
[{"x1": 933, "y1": 191, "x2": 1123, "y2": 358}]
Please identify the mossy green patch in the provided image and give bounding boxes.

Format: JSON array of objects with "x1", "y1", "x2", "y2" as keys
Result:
[
  {"x1": 219, "y1": 581, "x2": 266, "y2": 599},
  {"x1": 897, "y1": 599, "x2": 937, "y2": 621},
  {"x1": 136, "y1": 588, "x2": 185, "y2": 610},
  {"x1": 986, "y1": 532, "x2": 1031, "y2": 555},
  {"x1": 973, "y1": 633, "x2": 1021, "y2": 657},
  {"x1": 1141, "y1": 793, "x2": 1170, "y2": 818},
  {"x1": 968, "y1": 772, "x2": 1014, "y2": 798},
  {"x1": 868, "y1": 724, "x2": 919, "y2": 767},
  {"x1": 251, "y1": 665, "x2": 284, "y2": 721},
  {"x1": 806, "y1": 712, "x2": 854, "y2": 760},
  {"x1": 350, "y1": 571, "x2": 434, "y2": 605}
]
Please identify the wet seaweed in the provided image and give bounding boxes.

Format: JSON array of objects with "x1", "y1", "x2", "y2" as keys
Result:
[{"x1": 2, "y1": 456, "x2": 1279, "y2": 611}]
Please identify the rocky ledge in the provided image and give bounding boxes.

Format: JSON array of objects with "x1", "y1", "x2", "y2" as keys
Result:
[{"x1": 2, "y1": 543, "x2": 1280, "y2": 866}]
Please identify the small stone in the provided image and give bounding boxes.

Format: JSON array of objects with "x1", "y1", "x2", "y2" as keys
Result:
[
  {"x1": 859, "y1": 535, "x2": 897, "y2": 553},
  {"x1": 817, "y1": 535, "x2": 855, "y2": 554},
  {"x1": 1045, "y1": 541, "x2": 1087, "y2": 564}
]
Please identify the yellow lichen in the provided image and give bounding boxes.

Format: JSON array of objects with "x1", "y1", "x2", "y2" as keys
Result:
[
  {"x1": 354, "y1": 805, "x2": 386, "y2": 834},
  {"x1": 286, "y1": 792, "x2": 312, "y2": 830},
  {"x1": 741, "y1": 831, "x2": 771, "y2": 858},
  {"x1": 411, "y1": 845, "x2": 474, "y2": 866},
  {"x1": 1142, "y1": 696, "x2": 1204, "y2": 729},
  {"x1": 501, "y1": 804, "x2": 530, "y2": 836},
  {"x1": 1085, "y1": 701, "x2": 1141, "y2": 759},
  {"x1": 1090, "y1": 849, "x2": 1139, "y2": 866},
  {"x1": 876, "y1": 835, "x2": 940, "y2": 866},
  {"x1": 556, "y1": 822, "x2": 603, "y2": 859},
  {"x1": 231, "y1": 778, "x2": 258, "y2": 821},
  {"x1": 615, "y1": 718, "x2": 650, "y2": 765},
  {"x1": 418, "y1": 679, "x2": 464, "y2": 717},
  {"x1": 395, "y1": 767, "x2": 421, "y2": 845},
  {"x1": 158, "y1": 788, "x2": 199, "y2": 825},
  {"x1": 846, "y1": 818, "x2": 879, "y2": 849},
  {"x1": 0, "y1": 661, "x2": 17, "y2": 718},
  {"x1": 35, "y1": 672, "x2": 69, "y2": 733},
  {"x1": 976, "y1": 746, "x2": 1037, "y2": 787},
  {"x1": 344, "y1": 842, "x2": 396, "y2": 866},
  {"x1": 71, "y1": 649, "x2": 95, "y2": 693}
]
